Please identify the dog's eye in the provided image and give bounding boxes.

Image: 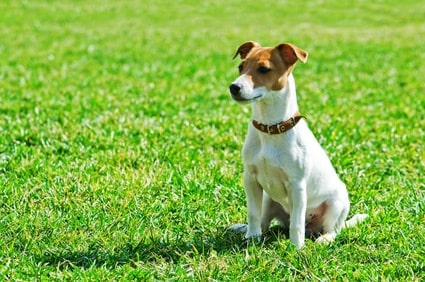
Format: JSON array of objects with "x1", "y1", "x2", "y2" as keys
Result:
[
  {"x1": 238, "y1": 64, "x2": 243, "y2": 72},
  {"x1": 258, "y1": 66, "x2": 271, "y2": 74}
]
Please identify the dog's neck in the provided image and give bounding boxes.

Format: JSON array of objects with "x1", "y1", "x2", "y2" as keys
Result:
[{"x1": 251, "y1": 73, "x2": 299, "y2": 125}]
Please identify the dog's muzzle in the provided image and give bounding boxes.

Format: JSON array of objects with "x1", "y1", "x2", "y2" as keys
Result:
[{"x1": 229, "y1": 83, "x2": 263, "y2": 103}]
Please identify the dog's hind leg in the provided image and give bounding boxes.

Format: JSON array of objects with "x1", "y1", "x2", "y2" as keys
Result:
[{"x1": 315, "y1": 198, "x2": 349, "y2": 244}]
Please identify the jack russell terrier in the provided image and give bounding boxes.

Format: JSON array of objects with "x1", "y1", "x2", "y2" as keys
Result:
[{"x1": 228, "y1": 41, "x2": 367, "y2": 249}]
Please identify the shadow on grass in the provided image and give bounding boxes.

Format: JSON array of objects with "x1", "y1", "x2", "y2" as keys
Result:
[{"x1": 38, "y1": 226, "x2": 292, "y2": 269}]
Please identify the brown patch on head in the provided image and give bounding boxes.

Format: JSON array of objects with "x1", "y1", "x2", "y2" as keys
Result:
[
  {"x1": 237, "y1": 47, "x2": 292, "y2": 91},
  {"x1": 234, "y1": 42, "x2": 308, "y2": 91}
]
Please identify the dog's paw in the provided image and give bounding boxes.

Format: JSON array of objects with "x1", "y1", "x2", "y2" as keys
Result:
[
  {"x1": 244, "y1": 233, "x2": 262, "y2": 244},
  {"x1": 228, "y1": 223, "x2": 248, "y2": 234},
  {"x1": 315, "y1": 233, "x2": 336, "y2": 244},
  {"x1": 229, "y1": 224, "x2": 263, "y2": 243}
]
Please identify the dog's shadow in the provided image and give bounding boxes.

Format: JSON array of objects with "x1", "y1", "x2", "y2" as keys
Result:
[{"x1": 38, "y1": 226, "x2": 293, "y2": 269}]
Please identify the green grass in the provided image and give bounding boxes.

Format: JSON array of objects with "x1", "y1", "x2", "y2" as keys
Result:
[{"x1": 0, "y1": 0, "x2": 424, "y2": 280}]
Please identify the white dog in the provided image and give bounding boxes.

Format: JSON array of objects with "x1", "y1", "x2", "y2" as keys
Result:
[{"x1": 228, "y1": 41, "x2": 367, "y2": 249}]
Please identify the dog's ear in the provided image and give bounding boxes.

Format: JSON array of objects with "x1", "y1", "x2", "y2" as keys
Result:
[
  {"x1": 232, "y1": 41, "x2": 260, "y2": 59},
  {"x1": 275, "y1": 43, "x2": 308, "y2": 65}
]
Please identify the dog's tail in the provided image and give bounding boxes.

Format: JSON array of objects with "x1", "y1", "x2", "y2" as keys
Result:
[{"x1": 344, "y1": 214, "x2": 368, "y2": 229}]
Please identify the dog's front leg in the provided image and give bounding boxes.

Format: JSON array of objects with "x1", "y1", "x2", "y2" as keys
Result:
[
  {"x1": 289, "y1": 181, "x2": 307, "y2": 249},
  {"x1": 244, "y1": 172, "x2": 263, "y2": 240}
]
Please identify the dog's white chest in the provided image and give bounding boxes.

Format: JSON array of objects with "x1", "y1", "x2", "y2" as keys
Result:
[{"x1": 248, "y1": 152, "x2": 291, "y2": 206}]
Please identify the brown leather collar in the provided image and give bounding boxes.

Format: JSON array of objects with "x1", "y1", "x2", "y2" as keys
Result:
[{"x1": 252, "y1": 112, "x2": 305, "y2": 134}]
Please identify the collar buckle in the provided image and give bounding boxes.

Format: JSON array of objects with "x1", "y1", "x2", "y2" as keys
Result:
[{"x1": 267, "y1": 125, "x2": 274, "y2": 134}]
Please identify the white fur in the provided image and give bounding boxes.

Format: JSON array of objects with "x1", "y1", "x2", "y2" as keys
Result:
[{"x1": 229, "y1": 72, "x2": 367, "y2": 249}]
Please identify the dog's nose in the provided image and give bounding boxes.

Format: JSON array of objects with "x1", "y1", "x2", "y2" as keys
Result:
[{"x1": 229, "y1": 83, "x2": 241, "y2": 95}]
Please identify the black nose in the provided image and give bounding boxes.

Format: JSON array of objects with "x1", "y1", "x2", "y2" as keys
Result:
[{"x1": 229, "y1": 84, "x2": 241, "y2": 95}]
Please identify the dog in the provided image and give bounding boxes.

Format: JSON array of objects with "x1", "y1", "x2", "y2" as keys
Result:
[{"x1": 228, "y1": 41, "x2": 367, "y2": 249}]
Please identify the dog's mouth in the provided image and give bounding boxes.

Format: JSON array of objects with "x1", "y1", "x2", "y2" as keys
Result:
[{"x1": 231, "y1": 94, "x2": 264, "y2": 104}]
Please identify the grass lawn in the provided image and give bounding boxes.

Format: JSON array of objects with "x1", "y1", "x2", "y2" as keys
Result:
[{"x1": 1, "y1": 0, "x2": 424, "y2": 280}]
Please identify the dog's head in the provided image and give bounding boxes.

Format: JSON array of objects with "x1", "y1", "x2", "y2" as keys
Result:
[{"x1": 229, "y1": 41, "x2": 308, "y2": 103}]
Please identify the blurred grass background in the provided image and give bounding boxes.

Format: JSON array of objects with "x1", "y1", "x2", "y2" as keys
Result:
[{"x1": 0, "y1": 0, "x2": 424, "y2": 280}]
